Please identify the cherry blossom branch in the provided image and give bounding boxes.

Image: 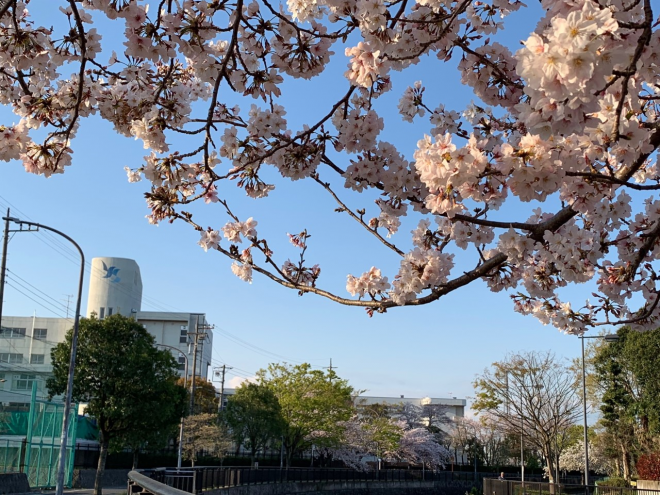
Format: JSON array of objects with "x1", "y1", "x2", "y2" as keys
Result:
[
  {"x1": 202, "y1": 0, "x2": 244, "y2": 174},
  {"x1": 611, "y1": 0, "x2": 653, "y2": 142},
  {"x1": 624, "y1": 220, "x2": 660, "y2": 282},
  {"x1": 213, "y1": 86, "x2": 356, "y2": 180},
  {"x1": 312, "y1": 172, "x2": 406, "y2": 257},
  {"x1": 564, "y1": 172, "x2": 660, "y2": 190},
  {"x1": 593, "y1": 290, "x2": 660, "y2": 327},
  {"x1": 260, "y1": 0, "x2": 355, "y2": 40},
  {"x1": 0, "y1": 0, "x2": 13, "y2": 19},
  {"x1": 455, "y1": 40, "x2": 524, "y2": 90},
  {"x1": 41, "y1": 0, "x2": 89, "y2": 169},
  {"x1": 383, "y1": 0, "x2": 471, "y2": 63},
  {"x1": 0, "y1": 67, "x2": 30, "y2": 95}
]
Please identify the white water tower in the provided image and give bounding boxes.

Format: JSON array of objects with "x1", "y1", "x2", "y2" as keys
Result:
[{"x1": 86, "y1": 257, "x2": 142, "y2": 318}]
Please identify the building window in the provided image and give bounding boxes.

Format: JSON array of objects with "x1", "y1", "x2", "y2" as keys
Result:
[
  {"x1": 99, "y1": 307, "x2": 105, "y2": 319},
  {"x1": 7, "y1": 402, "x2": 29, "y2": 412},
  {"x1": 0, "y1": 353, "x2": 23, "y2": 364},
  {"x1": 180, "y1": 330, "x2": 188, "y2": 344},
  {"x1": 108, "y1": 307, "x2": 113, "y2": 316},
  {"x1": 0, "y1": 327, "x2": 26, "y2": 338},
  {"x1": 14, "y1": 374, "x2": 36, "y2": 391},
  {"x1": 33, "y1": 328, "x2": 47, "y2": 340},
  {"x1": 30, "y1": 354, "x2": 45, "y2": 365},
  {"x1": 178, "y1": 357, "x2": 186, "y2": 371}
]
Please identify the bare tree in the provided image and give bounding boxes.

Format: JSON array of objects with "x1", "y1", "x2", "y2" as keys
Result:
[
  {"x1": 450, "y1": 417, "x2": 509, "y2": 468},
  {"x1": 182, "y1": 414, "x2": 231, "y2": 467},
  {"x1": 473, "y1": 351, "x2": 582, "y2": 483}
]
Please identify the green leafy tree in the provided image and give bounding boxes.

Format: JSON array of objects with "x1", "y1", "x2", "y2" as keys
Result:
[
  {"x1": 222, "y1": 382, "x2": 285, "y2": 465},
  {"x1": 182, "y1": 413, "x2": 231, "y2": 466},
  {"x1": 592, "y1": 327, "x2": 660, "y2": 479},
  {"x1": 176, "y1": 376, "x2": 219, "y2": 414},
  {"x1": 257, "y1": 363, "x2": 354, "y2": 467},
  {"x1": 47, "y1": 315, "x2": 186, "y2": 495}
]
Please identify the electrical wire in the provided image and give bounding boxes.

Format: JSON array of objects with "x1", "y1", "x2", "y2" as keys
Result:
[
  {"x1": 6, "y1": 269, "x2": 71, "y2": 314},
  {"x1": 0, "y1": 335, "x2": 53, "y2": 374},
  {"x1": 5, "y1": 281, "x2": 70, "y2": 320},
  {"x1": 0, "y1": 388, "x2": 47, "y2": 399},
  {"x1": 0, "y1": 195, "x2": 182, "y2": 313},
  {"x1": 214, "y1": 327, "x2": 305, "y2": 364},
  {"x1": 6, "y1": 276, "x2": 71, "y2": 318}
]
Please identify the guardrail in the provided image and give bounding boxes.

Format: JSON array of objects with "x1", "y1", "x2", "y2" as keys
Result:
[
  {"x1": 129, "y1": 466, "x2": 484, "y2": 495},
  {"x1": 483, "y1": 478, "x2": 660, "y2": 495}
]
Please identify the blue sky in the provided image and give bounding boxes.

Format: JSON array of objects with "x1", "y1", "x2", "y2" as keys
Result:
[{"x1": 0, "y1": 1, "x2": 605, "y2": 415}]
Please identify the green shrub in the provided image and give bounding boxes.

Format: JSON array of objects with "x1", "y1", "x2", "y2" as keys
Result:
[
  {"x1": 466, "y1": 486, "x2": 483, "y2": 495},
  {"x1": 597, "y1": 476, "x2": 629, "y2": 487}
]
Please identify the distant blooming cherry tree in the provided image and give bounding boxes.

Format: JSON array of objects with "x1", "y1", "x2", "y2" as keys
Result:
[
  {"x1": 558, "y1": 439, "x2": 612, "y2": 475},
  {"x1": 1, "y1": 0, "x2": 659, "y2": 333},
  {"x1": 328, "y1": 415, "x2": 450, "y2": 470}
]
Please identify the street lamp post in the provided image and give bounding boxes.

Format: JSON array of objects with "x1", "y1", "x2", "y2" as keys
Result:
[
  {"x1": 157, "y1": 344, "x2": 189, "y2": 468},
  {"x1": 520, "y1": 394, "x2": 524, "y2": 486},
  {"x1": 580, "y1": 333, "x2": 619, "y2": 487},
  {"x1": 2, "y1": 215, "x2": 84, "y2": 495},
  {"x1": 552, "y1": 414, "x2": 560, "y2": 484}
]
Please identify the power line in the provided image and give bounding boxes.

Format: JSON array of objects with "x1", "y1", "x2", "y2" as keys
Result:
[
  {"x1": 214, "y1": 327, "x2": 304, "y2": 364},
  {"x1": 5, "y1": 281, "x2": 69, "y2": 320},
  {"x1": 0, "y1": 196, "x2": 182, "y2": 313},
  {"x1": 6, "y1": 275, "x2": 71, "y2": 317},
  {"x1": 7, "y1": 269, "x2": 70, "y2": 312}
]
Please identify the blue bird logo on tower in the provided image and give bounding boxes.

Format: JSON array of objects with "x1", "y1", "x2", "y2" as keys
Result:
[{"x1": 101, "y1": 261, "x2": 121, "y2": 283}]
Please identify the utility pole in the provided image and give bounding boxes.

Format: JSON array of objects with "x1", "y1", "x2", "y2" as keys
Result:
[
  {"x1": 0, "y1": 208, "x2": 10, "y2": 329},
  {"x1": 215, "y1": 365, "x2": 233, "y2": 413},
  {"x1": 62, "y1": 294, "x2": 73, "y2": 319},
  {"x1": 189, "y1": 316, "x2": 200, "y2": 415},
  {"x1": 188, "y1": 315, "x2": 213, "y2": 414},
  {"x1": 325, "y1": 358, "x2": 336, "y2": 380}
]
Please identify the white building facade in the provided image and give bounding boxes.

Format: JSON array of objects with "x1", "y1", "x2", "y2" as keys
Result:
[{"x1": 0, "y1": 257, "x2": 213, "y2": 410}]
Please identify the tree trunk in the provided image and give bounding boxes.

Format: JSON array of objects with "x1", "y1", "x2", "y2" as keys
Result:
[
  {"x1": 621, "y1": 443, "x2": 631, "y2": 481},
  {"x1": 543, "y1": 444, "x2": 555, "y2": 484},
  {"x1": 132, "y1": 449, "x2": 139, "y2": 470},
  {"x1": 250, "y1": 447, "x2": 256, "y2": 467},
  {"x1": 95, "y1": 432, "x2": 109, "y2": 495}
]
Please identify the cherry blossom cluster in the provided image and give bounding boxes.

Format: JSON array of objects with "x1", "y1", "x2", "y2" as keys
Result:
[
  {"x1": 2, "y1": 0, "x2": 659, "y2": 334},
  {"x1": 327, "y1": 414, "x2": 449, "y2": 470}
]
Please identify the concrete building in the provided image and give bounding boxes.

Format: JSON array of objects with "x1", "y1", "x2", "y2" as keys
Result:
[
  {"x1": 219, "y1": 388, "x2": 465, "y2": 422},
  {"x1": 0, "y1": 257, "x2": 213, "y2": 410},
  {"x1": 0, "y1": 316, "x2": 70, "y2": 410},
  {"x1": 356, "y1": 394, "x2": 466, "y2": 420}
]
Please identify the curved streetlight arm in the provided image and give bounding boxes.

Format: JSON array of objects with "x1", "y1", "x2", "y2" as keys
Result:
[{"x1": 3, "y1": 216, "x2": 84, "y2": 495}]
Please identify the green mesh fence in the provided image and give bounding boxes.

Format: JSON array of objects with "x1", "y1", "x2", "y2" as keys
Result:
[{"x1": 0, "y1": 382, "x2": 77, "y2": 488}]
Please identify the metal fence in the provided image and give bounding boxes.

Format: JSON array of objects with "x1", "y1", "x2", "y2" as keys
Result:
[
  {"x1": 484, "y1": 479, "x2": 660, "y2": 495},
  {"x1": 143, "y1": 466, "x2": 486, "y2": 494},
  {"x1": 0, "y1": 382, "x2": 77, "y2": 488}
]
